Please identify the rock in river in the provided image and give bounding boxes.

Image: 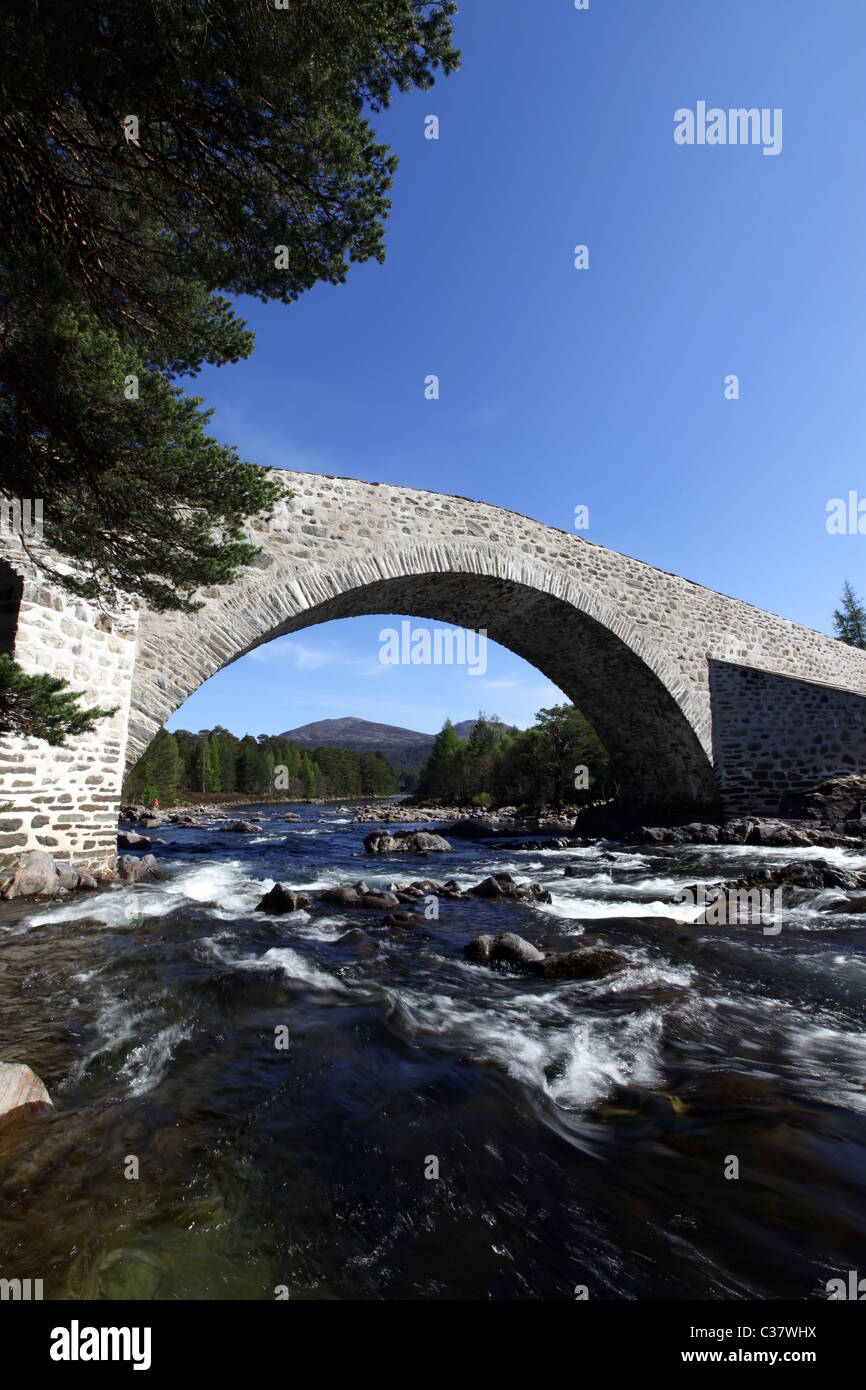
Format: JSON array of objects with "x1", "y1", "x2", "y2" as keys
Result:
[
  {"x1": 1, "y1": 849, "x2": 62, "y2": 899},
  {"x1": 537, "y1": 946, "x2": 627, "y2": 980},
  {"x1": 464, "y1": 934, "x2": 496, "y2": 964},
  {"x1": 255, "y1": 884, "x2": 311, "y2": 914},
  {"x1": 117, "y1": 854, "x2": 165, "y2": 884},
  {"x1": 382, "y1": 911, "x2": 417, "y2": 927},
  {"x1": 364, "y1": 830, "x2": 453, "y2": 855},
  {"x1": 118, "y1": 831, "x2": 152, "y2": 851},
  {"x1": 0, "y1": 1062, "x2": 53, "y2": 1119},
  {"x1": 468, "y1": 872, "x2": 551, "y2": 903},
  {"x1": 464, "y1": 932, "x2": 545, "y2": 970}
]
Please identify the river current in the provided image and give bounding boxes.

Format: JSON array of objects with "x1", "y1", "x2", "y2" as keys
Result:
[{"x1": 1, "y1": 803, "x2": 865, "y2": 1301}]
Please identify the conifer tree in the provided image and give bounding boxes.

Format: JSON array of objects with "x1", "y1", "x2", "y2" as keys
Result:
[
  {"x1": 833, "y1": 580, "x2": 866, "y2": 649},
  {"x1": 0, "y1": 652, "x2": 116, "y2": 745},
  {"x1": 0, "y1": 0, "x2": 459, "y2": 611}
]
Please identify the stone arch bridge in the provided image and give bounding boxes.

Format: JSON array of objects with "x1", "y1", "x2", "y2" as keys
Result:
[{"x1": 3, "y1": 470, "x2": 866, "y2": 874}]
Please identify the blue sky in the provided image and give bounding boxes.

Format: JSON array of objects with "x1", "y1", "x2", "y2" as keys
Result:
[{"x1": 168, "y1": 0, "x2": 866, "y2": 740}]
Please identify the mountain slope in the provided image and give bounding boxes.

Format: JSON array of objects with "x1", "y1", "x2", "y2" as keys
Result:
[{"x1": 278, "y1": 717, "x2": 435, "y2": 755}]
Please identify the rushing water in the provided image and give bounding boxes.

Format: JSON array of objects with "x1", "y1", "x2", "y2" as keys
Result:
[{"x1": 1, "y1": 803, "x2": 865, "y2": 1301}]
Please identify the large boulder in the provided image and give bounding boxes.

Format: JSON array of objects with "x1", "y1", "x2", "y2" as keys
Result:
[
  {"x1": 779, "y1": 774, "x2": 866, "y2": 825},
  {"x1": 469, "y1": 874, "x2": 508, "y2": 898},
  {"x1": 463, "y1": 932, "x2": 548, "y2": 970},
  {"x1": 282, "y1": 812, "x2": 302, "y2": 822},
  {"x1": 360, "y1": 889, "x2": 401, "y2": 910},
  {"x1": 255, "y1": 884, "x2": 311, "y2": 914},
  {"x1": 537, "y1": 946, "x2": 627, "y2": 980},
  {"x1": 220, "y1": 819, "x2": 259, "y2": 834},
  {"x1": 0, "y1": 1062, "x2": 53, "y2": 1118},
  {"x1": 318, "y1": 883, "x2": 401, "y2": 910},
  {"x1": 745, "y1": 819, "x2": 814, "y2": 848},
  {"x1": 364, "y1": 830, "x2": 453, "y2": 855},
  {"x1": 117, "y1": 854, "x2": 165, "y2": 884},
  {"x1": 1, "y1": 849, "x2": 61, "y2": 899},
  {"x1": 118, "y1": 831, "x2": 152, "y2": 851},
  {"x1": 398, "y1": 831, "x2": 453, "y2": 854},
  {"x1": 320, "y1": 884, "x2": 364, "y2": 907},
  {"x1": 492, "y1": 932, "x2": 546, "y2": 969}
]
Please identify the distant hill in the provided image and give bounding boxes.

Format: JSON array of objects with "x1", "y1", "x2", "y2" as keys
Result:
[
  {"x1": 279, "y1": 716, "x2": 434, "y2": 755},
  {"x1": 277, "y1": 716, "x2": 510, "y2": 778}
]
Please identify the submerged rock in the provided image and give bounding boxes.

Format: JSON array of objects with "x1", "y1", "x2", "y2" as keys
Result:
[
  {"x1": 382, "y1": 911, "x2": 417, "y2": 927},
  {"x1": 825, "y1": 891, "x2": 866, "y2": 914},
  {"x1": 537, "y1": 946, "x2": 627, "y2": 980},
  {"x1": 464, "y1": 934, "x2": 496, "y2": 964},
  {"x1": 0, "y1": 1062, "x2": 53, "y2": 1118}
]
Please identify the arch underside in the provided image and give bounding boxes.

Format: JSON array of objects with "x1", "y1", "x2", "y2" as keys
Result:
[{"x1": 130, "y1": 569, "x2": 720, "y2": 811}]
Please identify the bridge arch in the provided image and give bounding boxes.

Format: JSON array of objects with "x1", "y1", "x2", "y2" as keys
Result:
[{"x1": 129, "y1": 545, "x2": 720, "y2": 809}]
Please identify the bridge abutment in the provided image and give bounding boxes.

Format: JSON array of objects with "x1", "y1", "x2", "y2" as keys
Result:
[
  {"x1": 710, "y1": 660, "x2": 866, "y2": 817},
  {"x1": 0, "y1": 549, "x2": 137, "y2": 881}
]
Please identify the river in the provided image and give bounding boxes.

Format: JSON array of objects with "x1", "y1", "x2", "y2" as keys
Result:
[{"x1": 1, "y1": 803, "x2": 865, "y2": 1300}]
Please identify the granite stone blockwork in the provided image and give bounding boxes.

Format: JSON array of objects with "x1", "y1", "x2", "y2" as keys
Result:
[
  {"x1": 0, "y1": 541, "x2": 138, "y2": 873},
  {"x1": 131, "y1": 473, "x2": 866, "y2": 813},
  {"x1": 709, "y1": 660, "x2": 866, "y2": 815},
  {"x1": 4, "y1": 470, "x2": 866, "y2": 871}
]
